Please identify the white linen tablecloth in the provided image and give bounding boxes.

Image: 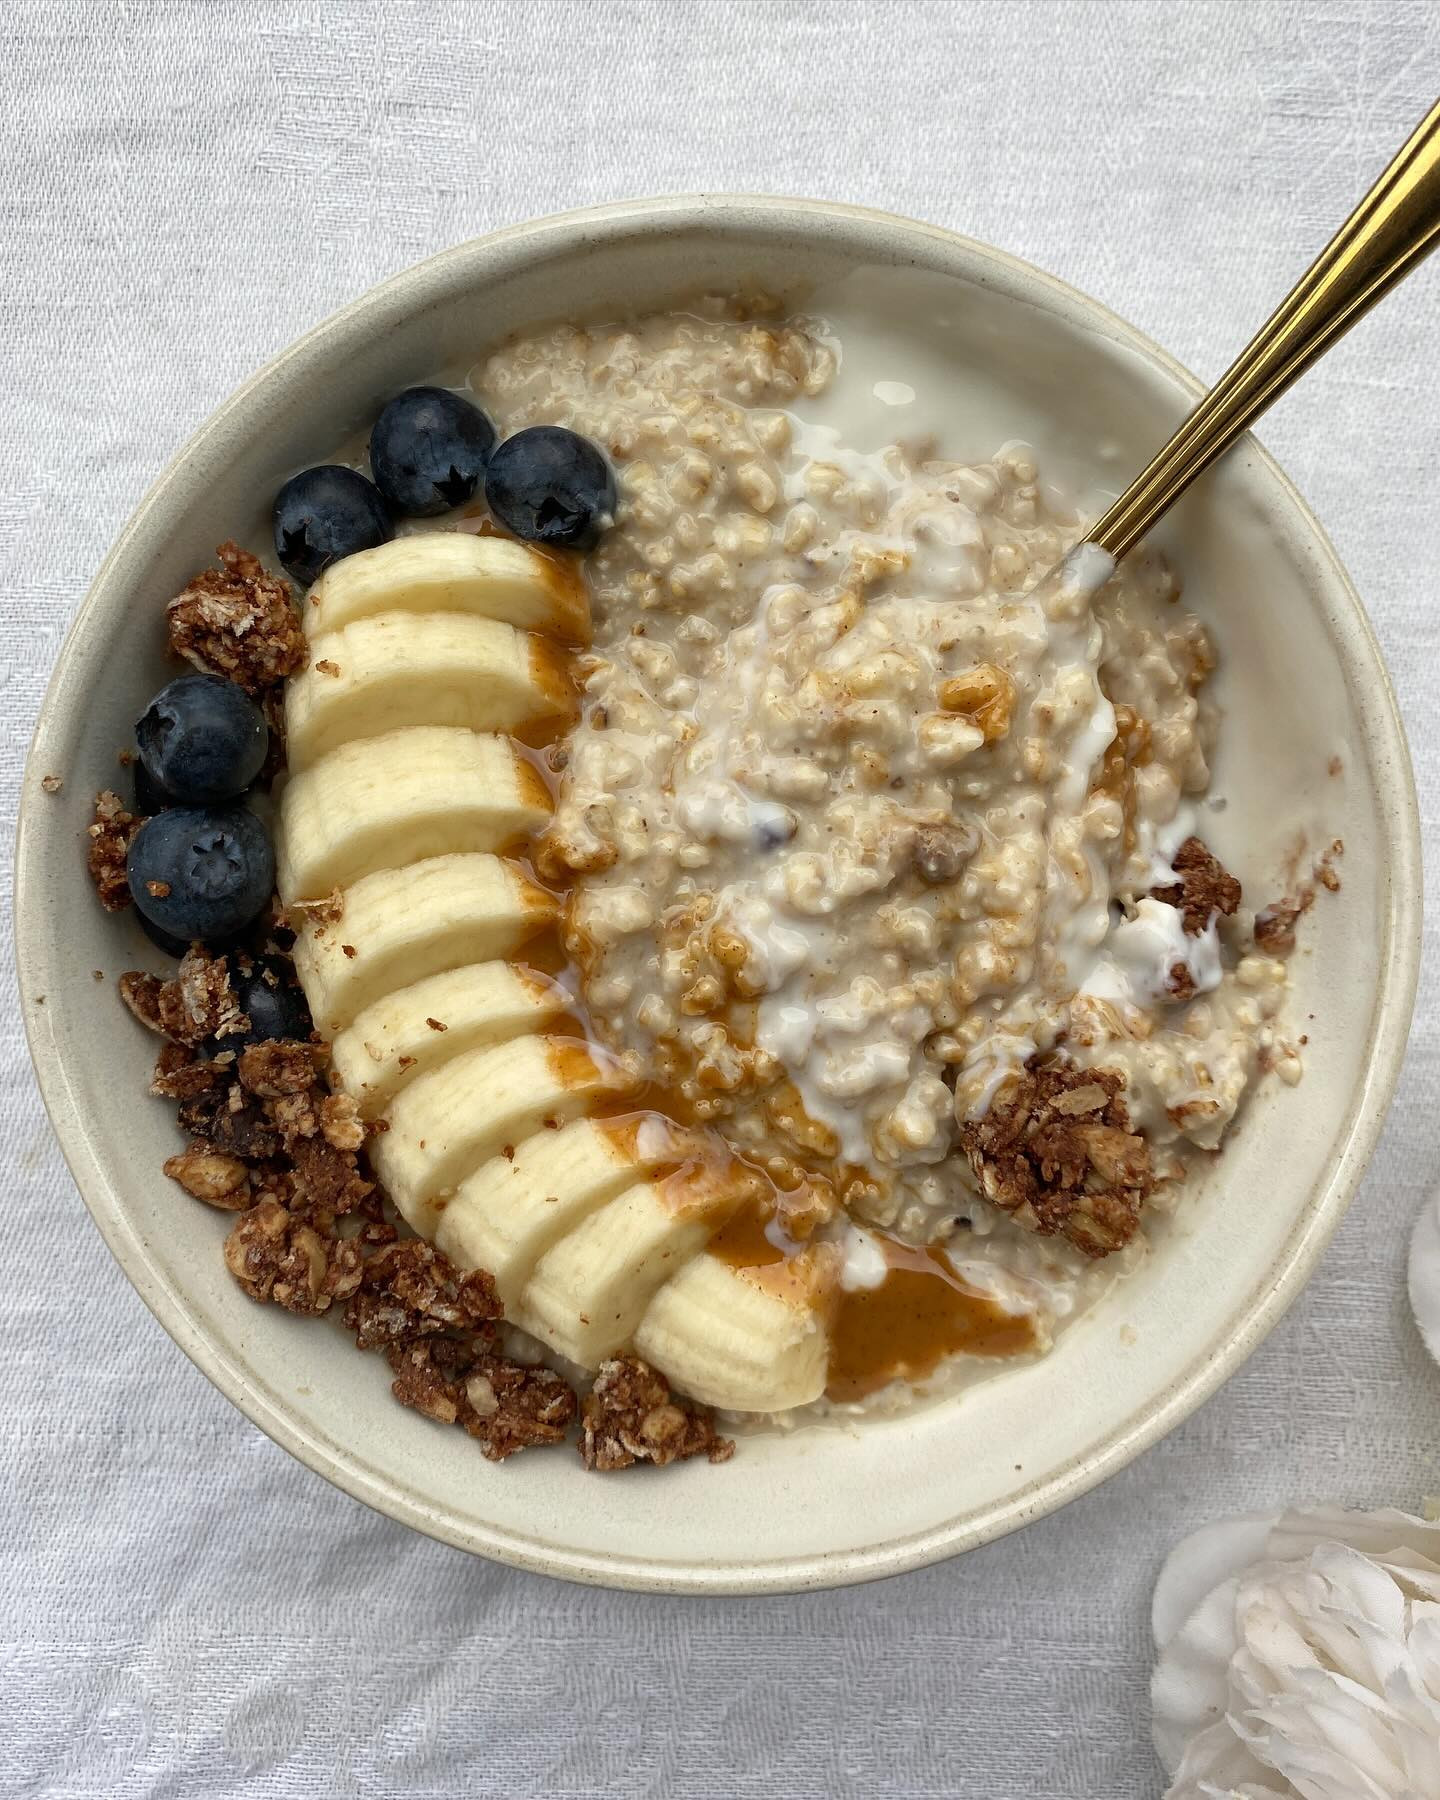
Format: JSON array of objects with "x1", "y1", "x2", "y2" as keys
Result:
[{"x1": 2, "y1": 4, "x2": 1437, "y2": 1794}]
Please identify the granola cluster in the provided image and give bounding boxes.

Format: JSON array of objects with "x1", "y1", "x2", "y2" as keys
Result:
[
  {"x1": 387, "y1": 1338, "x2": 578, "y2": 1463},
  {"x1": 87, "y1": 790, "x2": 143, "y2": 912},
  {"x1": 580, "y1": 1355, "x2": 734, "y2": 1471},
  {"x1": 1152, "y1": 836, "x2": 1242, "y2": 934},
  {"x1": 957, "y1": 1062, "x2": 1155, "y2": 1259},
  {"x1": 165, "y1": 541, "x2": 306, "y2": 695},
  {"x1": 117, "y1": 942, "x2": 726, "y2": 1467}
]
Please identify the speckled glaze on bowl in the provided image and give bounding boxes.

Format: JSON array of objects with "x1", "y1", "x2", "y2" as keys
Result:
[{"x1": 15, "y1": 198, "x2": 1421, "y2": 1594}]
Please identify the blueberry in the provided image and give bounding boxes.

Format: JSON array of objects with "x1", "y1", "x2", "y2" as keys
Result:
[
  {"x1": 127, "y1": 807, "x2": 275, "y2": 943},
  {"x1": 233, "y1": 959, "x2": 313, "y2": 1044},
  {"x1": 133, "y1": 758, "x2": 171, "y2": 817},
  {"x1": 273, "y1": 465, "x2": 393, "y2": 586},
  {"x1": 136, "y1": 908, "x2": 193, "y2": 958},
  {"x1": 204, "y1": 956, "x2": 312, "y2": 1054},
  {"x1": 484, "y1": 426, "x2": 616, "y2": 551},
  {"x1": 136, "y1": 675, "x2": 267, "y2": 806},
  {"x1": 369, "y1": 386, "x2": 497, "y2": 517}
]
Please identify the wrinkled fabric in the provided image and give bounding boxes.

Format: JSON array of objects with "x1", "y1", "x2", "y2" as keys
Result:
[{"x1": 2, "y1": 3, "x2": 1438, "y2": 1796}]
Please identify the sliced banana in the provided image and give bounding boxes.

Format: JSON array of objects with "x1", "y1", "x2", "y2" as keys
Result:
[
  {"x1": 516, "y1": 1164, "x2": 749, "y2": 1368},
  {"x1": 436, "y1": 1112, "x2": 695, "y2": 1308},
  {"x1": 305, "y1": 532, "x2": 589, "y2": 641},
  {"x1": 284, "y1": 613, "x2": 572, "y2": 772},
  {"x1": 371, "y1": 1035, "x2": 627, "y2": 1236},
  {"x1": 330, "y1": 961, "x2": 572, "y2": 1117},
  {"x1": 291, "y1": 853, "x2": 556, "y2": 1035},
  {"x1": 277, "y1": 725, "x2": 551, "y2": 901},
  {"x1": 633, "y1": 1248, "x2": 835, "y2": 1412}
]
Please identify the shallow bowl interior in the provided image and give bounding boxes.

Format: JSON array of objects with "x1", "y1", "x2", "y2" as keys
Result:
[{"x1": 16, "y1": 198, "x2": 1420, "y2": 1593}]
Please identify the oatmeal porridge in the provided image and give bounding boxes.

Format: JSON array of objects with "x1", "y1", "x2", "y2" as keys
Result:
[{"x1": 465, "y1": 301, "x2": 1304, "y2": 1401}]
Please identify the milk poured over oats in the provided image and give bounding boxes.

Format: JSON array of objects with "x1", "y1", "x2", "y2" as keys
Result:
[{"x1": 477, "y1": 301, "x2": 1298, "y2": 1341}]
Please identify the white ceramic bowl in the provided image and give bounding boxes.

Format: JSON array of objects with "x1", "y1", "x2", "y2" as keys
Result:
[{"x1": 16, "y1": 198, "x2": 1420, "y2": 1593}]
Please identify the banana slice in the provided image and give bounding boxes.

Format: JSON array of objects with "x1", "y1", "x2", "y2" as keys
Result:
[
  {"x1": 633, "y1": 1248, "x2": 835, "y2": 1412},
  {"x1": 305, "y1": 532, "x2": 589, "y2": 641},
  {"x1": 436, "y1": 1112, "x2": 696, "y2": 1308},
  {"x1": 284, "y1": 613, "x2": 572, "y2": 772},
  {"x1": 330, "y1": 960, "x2": 572, "y2": 1117},
  {"x1": 371, "y1": 1036, "x2": 627, "y2": 1235},
  {"x1": 515, "y1": 1163, "x2": 750, "y2": 1368},
  {"x1": 277, "y1": 726, "x2": 551, "y2": 901},
  {"x1": 291, "y1": 853, "x2": 555, "y2": 1035}
]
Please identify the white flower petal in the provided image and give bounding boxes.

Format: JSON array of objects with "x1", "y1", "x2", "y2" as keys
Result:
[
  {"x1": 1152, "y1": 1508, "x2": 1440, "y2": 1800},
  {"x1": 1406, "y1": 1191, "x2": 1440, "y2": 1367},
  {"x1": 1154, "y1": 1514, "x2": 1280, "y2": 1649},
  {"x1": 1153, "y1": 1574, "x2": 1250, "y2": 1774}
]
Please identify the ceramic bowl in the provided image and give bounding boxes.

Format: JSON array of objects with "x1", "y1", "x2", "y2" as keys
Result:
[{"x1": 15, "y1": 197, "x2": 1420, "y2": 1593}]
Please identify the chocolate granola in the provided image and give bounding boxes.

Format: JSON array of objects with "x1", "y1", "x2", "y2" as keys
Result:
[
  {"x1": 957, "y1": 1062, "x2": 1154, "y2": 1259},
  {"x1": 580, "y1": 1355, "x2": 734, "y2": 1471},
  {"x1": 87, "y1": 790, "x2": 143, "y2": 912},
  {"x1": 1151, "y1": 836, "x2": 1242, "y2": 935},
  {"x1": 166, "y1": 541, "x2": 306, "y2": 696}
]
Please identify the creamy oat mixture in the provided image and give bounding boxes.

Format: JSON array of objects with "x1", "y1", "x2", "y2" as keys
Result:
[{"x1": 475, "y1": 301, "x2": 1300, "y2": 1342}]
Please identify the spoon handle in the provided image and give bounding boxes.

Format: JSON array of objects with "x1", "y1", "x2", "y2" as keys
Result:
[{"x1": 1089, "y1": 94, "x2": 1440, "y2": 561}]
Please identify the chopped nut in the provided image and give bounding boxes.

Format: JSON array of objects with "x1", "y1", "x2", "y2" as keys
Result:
[
  {"x1": 164, "y1": 1144, "x2": 251, "y2": 1208},
  {"x1": 313, "y1": 658, "x2": 341, "y2": 677},
  {"x1": 40, "y1": 774, "x2": 63, "y2": 794},
  {"x1": 86, "y1": 790, "x2": 142, "y2": 911},
  {"x1": 1152, "y1": 837, "x2": 1242, "y2": 934},
  {"x1": 938, "y1": 663, "x2": 1015, "y2": 742},
  {"x1": 166, "y1": 541, "x2": 306, "y2": 695},
  {"x1": 580, "y1": 1355, "x2": 734, "y2": 1471}
]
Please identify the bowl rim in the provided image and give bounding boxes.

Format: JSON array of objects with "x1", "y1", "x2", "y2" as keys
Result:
[{"x1": 16, "y1": 193, "x2": 1423, "y2": 1594}]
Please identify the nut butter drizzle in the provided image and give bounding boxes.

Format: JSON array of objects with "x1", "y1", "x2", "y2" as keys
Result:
[{"x1": 498, "y1": 550, "x2": 1039, "y2": 1407}]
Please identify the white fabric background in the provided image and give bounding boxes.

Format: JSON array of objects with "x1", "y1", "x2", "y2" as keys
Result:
[{"x1": 2, "y1": 4, "x2": 1437, "y2": 1795}]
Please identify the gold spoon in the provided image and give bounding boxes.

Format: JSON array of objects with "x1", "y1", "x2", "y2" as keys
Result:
[{"x1": 1066, "y1": 93, "x2": 1440, "y2": 588}]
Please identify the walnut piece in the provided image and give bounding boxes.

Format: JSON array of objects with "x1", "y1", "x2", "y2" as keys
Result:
[
  {"x1": 580, "y1": 1355, "x2": 734, "y2": 1471},
  {"x1": 87, "y1": 790, "x2": 142, "y2": 911},
  {"x1": 166, "y1": 541, "x2": 306, "y2": 695},
  {"x1": 344, "y1": 1239, "x2": 502, "y2": 1350},
  {"x1": 1151, "y1": 836, "x2": 1241, "y2": 935},
  {"x1": 223, "y1": 1198, "x2": 364, "y2": 1313},
  {"x1": 956, "y1": 1061, "x2": 1155, "y2": 1258},
  {"x1": 937, "y1": 662, "x2": 1016, "y2": 742}
]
